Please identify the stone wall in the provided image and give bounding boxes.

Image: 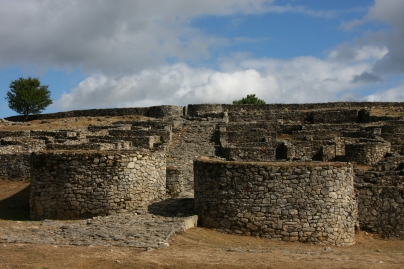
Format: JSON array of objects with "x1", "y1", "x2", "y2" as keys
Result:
[
  {"x1": 187, "y1": 102, "x2": 404, "y2": 118},
  {"x1": 45, "y1": 143, "x2": 117, "y2": 151},
  {"x1": 166, "y1": 166, "x2": 184, "y2": 197},
  {"x1": 187, "y1": 104, "x2": 225, "y2": 118},
  {"x1": 345, "y1": 139, "x2": 390, "y2": 165},
  {"x1": 380, "y1": 134, "x2": 404, "y2": 153},
  {"x1": 0, "y1": 153, "x2": 31, "y2": 180},
  {"x1": 0, "y1": 131, "x2": 30, "y2": 138},
  {"x1": 30, "y1": 150, "x2": 166, "y2": 220},
  {"x1": 354, "y1": 158, "x2": 404, "y2": 239},
  {"x1": 355, "y1": 184, "x2": 404, "y2": 239},
  {"x1": 6, "y1": 105, "x2": 183, "y2": 121},
  {"x1": 220, "y1": 130, "x2": 277, "y2": 145},
  {"x1": 311, "y1": 110, "x2": 358, "y2": 124},
  {"x1": 291, "y1": 141, "x2": 327, "y2": 161},
  {"x1": 221, "y1": 142, "x2": 278, "y2": 162},
  {"x1": 194, "y1": 157, "x2": 356, "y2": 245},
  {"x1": 188, "y1": 102, "x2": 404, "y2": 116},
  {"x1": 219, "y1": 122, "x2": 279, "y2": 133},
  {"x1": 108, "y1": 129, "x2": 172, "y2": 144}
]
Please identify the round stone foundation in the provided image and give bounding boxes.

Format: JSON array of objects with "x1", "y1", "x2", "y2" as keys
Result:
[
  {"x1": 30, "y1": 150, "x2": 166, "y2": 220},
  {"x1": 194, "y1": 157, "x2": 357, "y2": 245}
]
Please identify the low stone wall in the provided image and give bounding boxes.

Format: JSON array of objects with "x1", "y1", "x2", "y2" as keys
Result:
[
  {"x1": 287, "y1": 141, "x2": 329, "y2": 161},
  {"x1": 1, "y1": 137, "x2": 46, "y2": 151},
  {"x1": 88, "y1": 135, "x2": 158, "y2": 149},
  {"x1": 354, "y1": 162, "x2": 404, "y2": 239},
  {"x1": 356, "y1": 184, "x2": 404, "y2": 239},
  {"x1": 221, "y1": 142, "x2": 278, "y2": 162},
  {"x1": 0, "y1": 131, "x2": 30, "y2": 138},
  {"x1": 45, "y1": 143, "x2": 117, "y2": 151},
  {"x1": 292, "y1": 130, "x2": 339, "y2": 142},
  {"x1": 166, "y1": 166, "x2": 184, "y2": 197},
  {"x1": 381, "y1": 122, "x2": 404, "y2": 134},
  {"x1": 30, "y1": 150, "x2": 166, "y2": 220},
  {"x1": 30, "y1": 130, "x2": 78, "y2": 138},
  {"x1": 311, "y1": 110, "x2": 358, "y2": 124},
  {"x1": 380, "y1": 134, "x2": 404, "y2": 153},
  {"x1": 220, "y1": 130, "x2": 277, "y2": 145},
  {"x1": 188, "y1": 102, "x2": 404, "y2": 118},
  {"x1": 6, "y1": 105, "x2": 183, "y2": 121},
  {"x1": 187, "y1": 104, "x2": 224, "y2": 118},
  {"x1": 87, "y1": 124, "x2": 132, "y2": 132},
  {"x1": 147, "y1": 105, "x2": 183, "y2": 118},
  {"x1": 229, "y1": 110, "x2": 311, "y2": 123},
  {"x1": 345, "y1": 139, "x2": 390, "y2": 165},
  {"x1": 219, "y1": 122, "x2": 279, "y2": 133},
  {"x1": 0, "y1": 153, "x2": 31, "y2": 180},
  {"x1": 194, "y1": 157, "x2": 356, "y2": 245},
  {"x1": 108, "y1": 129, "x2": 172, "y2": 144},
  {"x1": 321, "y1": 144, "x2": 336, "y2": 162}
]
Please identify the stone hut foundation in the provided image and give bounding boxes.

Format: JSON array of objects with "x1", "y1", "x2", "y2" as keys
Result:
[
  {"x1": 30, "y1": 150, "x2": 166, "y2": 220},
  {"x1": 194, "y1": 157, "x2": 357, "y2": 246}
]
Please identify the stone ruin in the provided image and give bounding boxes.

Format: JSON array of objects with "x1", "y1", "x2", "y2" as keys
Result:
[{"x1": 1, "y1": 102, "x2": 404, "y2": 245}]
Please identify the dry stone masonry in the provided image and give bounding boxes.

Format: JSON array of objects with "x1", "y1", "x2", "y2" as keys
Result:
[
  {"x1": 30, "y1": 150, "x2": 166, "y2": 220},
  {"x1": 194, "y1": 157, "x2": 356, "y2": 245},
  {"x1": 1, "y1": 102, "x2": 404, "y2": 245}
]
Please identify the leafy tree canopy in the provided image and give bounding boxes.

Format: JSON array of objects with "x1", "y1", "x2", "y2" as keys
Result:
[
  {"x1": 232, "y1": 94, "x2": 266, "y2": 105},
  {"x1": 5, "y1": 77, "x2": 53, "y2": 121}
]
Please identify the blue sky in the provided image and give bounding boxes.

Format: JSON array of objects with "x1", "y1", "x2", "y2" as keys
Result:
[{"x1": 1, "y1": 0, "x2": 404, "y2": 118}]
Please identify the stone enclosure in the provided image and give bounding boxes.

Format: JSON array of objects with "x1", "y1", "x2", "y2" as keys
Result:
[
  {"x1": 194, "y1": 158, "x2": 356, "y2": 245},
  {"x1": 1, "y1": 102, "x2": 404, "y2": 245},
  {"x1": 30, "y1": 150, "x2": 166, "y2": 220}
]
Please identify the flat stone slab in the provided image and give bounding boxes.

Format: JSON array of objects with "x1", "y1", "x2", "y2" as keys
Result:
[{"x1": 0, "y1": 198, "x2": 197, "y2": 249}]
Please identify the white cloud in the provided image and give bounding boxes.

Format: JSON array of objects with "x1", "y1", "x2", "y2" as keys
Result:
[
  {"x1": 0, "y1": 0, "x2": 284, "y2": 75},
  {"x1": 180, "y1": 69, "x2": 280, "y2": 104},
  {"x1": 342, "y1": 0, "x2": 404, "y2": 74},
  {"x1": 0, "y1": 0, "x2": 344, "y2": 76},
  {"x1": 54, "y1": 44, "x2": 386, "y2": 110},
  {"x1": 3, "y1": 0, "x2": 403, "y2": 111},
  {"x1": 54, "y1": 64, "x2": 215, "y2": 109},
  {"x1": 363, "y1": 83, "x2": 404, "y2": 101}
]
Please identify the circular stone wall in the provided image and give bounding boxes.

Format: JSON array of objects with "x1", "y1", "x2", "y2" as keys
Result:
[
  {"x1": 30, "y1": 150, "x2": 166, "y2": 220},
  {"x1": 194, "y1": 157, "x2": 357, "y2": 245}
]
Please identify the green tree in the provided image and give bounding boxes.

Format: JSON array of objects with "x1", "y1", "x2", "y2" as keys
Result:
[
  {"x1": 233, "y1": 94, "x2": 266, "y2": 104},
  {"x1": 5, "y1": 77, "x2": 52, "y2": 121}
]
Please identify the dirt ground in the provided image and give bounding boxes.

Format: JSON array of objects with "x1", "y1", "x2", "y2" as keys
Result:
[{"x1": 1, "y1": 181, "x2": 404, "y2": 269}]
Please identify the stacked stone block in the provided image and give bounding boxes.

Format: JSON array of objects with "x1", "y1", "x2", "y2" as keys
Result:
[
  {"x1": 0, "y1": 153, "x2": 31, "y2": 180},
  {"x1": 354, "y1": 157, "x2": 404, "y2": 239},
  {"x1": 166, "y1": 166, "x2": 184, "y2": 197},
  {"x1": 30, "y1": 150, "x2": 166, "y2": 220},
  {"x1": 194, "y1": 157, "x2": 356, "y2": 245},
  {"x1": 345, "y1": 139, "x2": 390, "y2": 165}
]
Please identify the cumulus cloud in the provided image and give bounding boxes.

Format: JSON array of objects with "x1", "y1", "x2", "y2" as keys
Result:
[
  {"x1": 54, "y1": 64, "x2": 215, "y2": 109},
  {"x1": 363, "y1": 83, "x2": 404, "y2": 101},
  {"x1": 343, "y1": 0, "x2": 404, "y2": 74},
  {"x1": 0, "y1": 0, "x2": 344, "y2": 75},
  {"x1": 54, "y1": 44, "x2": 386, "y2": 110},
  {"x1": 3, "y1": 0, "x2": 404, "y2": 112}
]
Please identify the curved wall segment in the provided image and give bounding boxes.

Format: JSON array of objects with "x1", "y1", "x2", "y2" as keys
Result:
[
  {"x1": 30, "y1": 150, "x2": 166, "y2": 220},
  {"x1": 194, "y1": 157, "x2": 357, "y2": 245}
]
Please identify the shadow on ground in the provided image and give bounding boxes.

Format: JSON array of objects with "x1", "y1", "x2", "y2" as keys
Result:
[
  {"x1": 0, "y1": 185, "x2": 30, "y2": 220},
  {"x1": 147, "y1": 198, "x2": 195, "y2": 217}
]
